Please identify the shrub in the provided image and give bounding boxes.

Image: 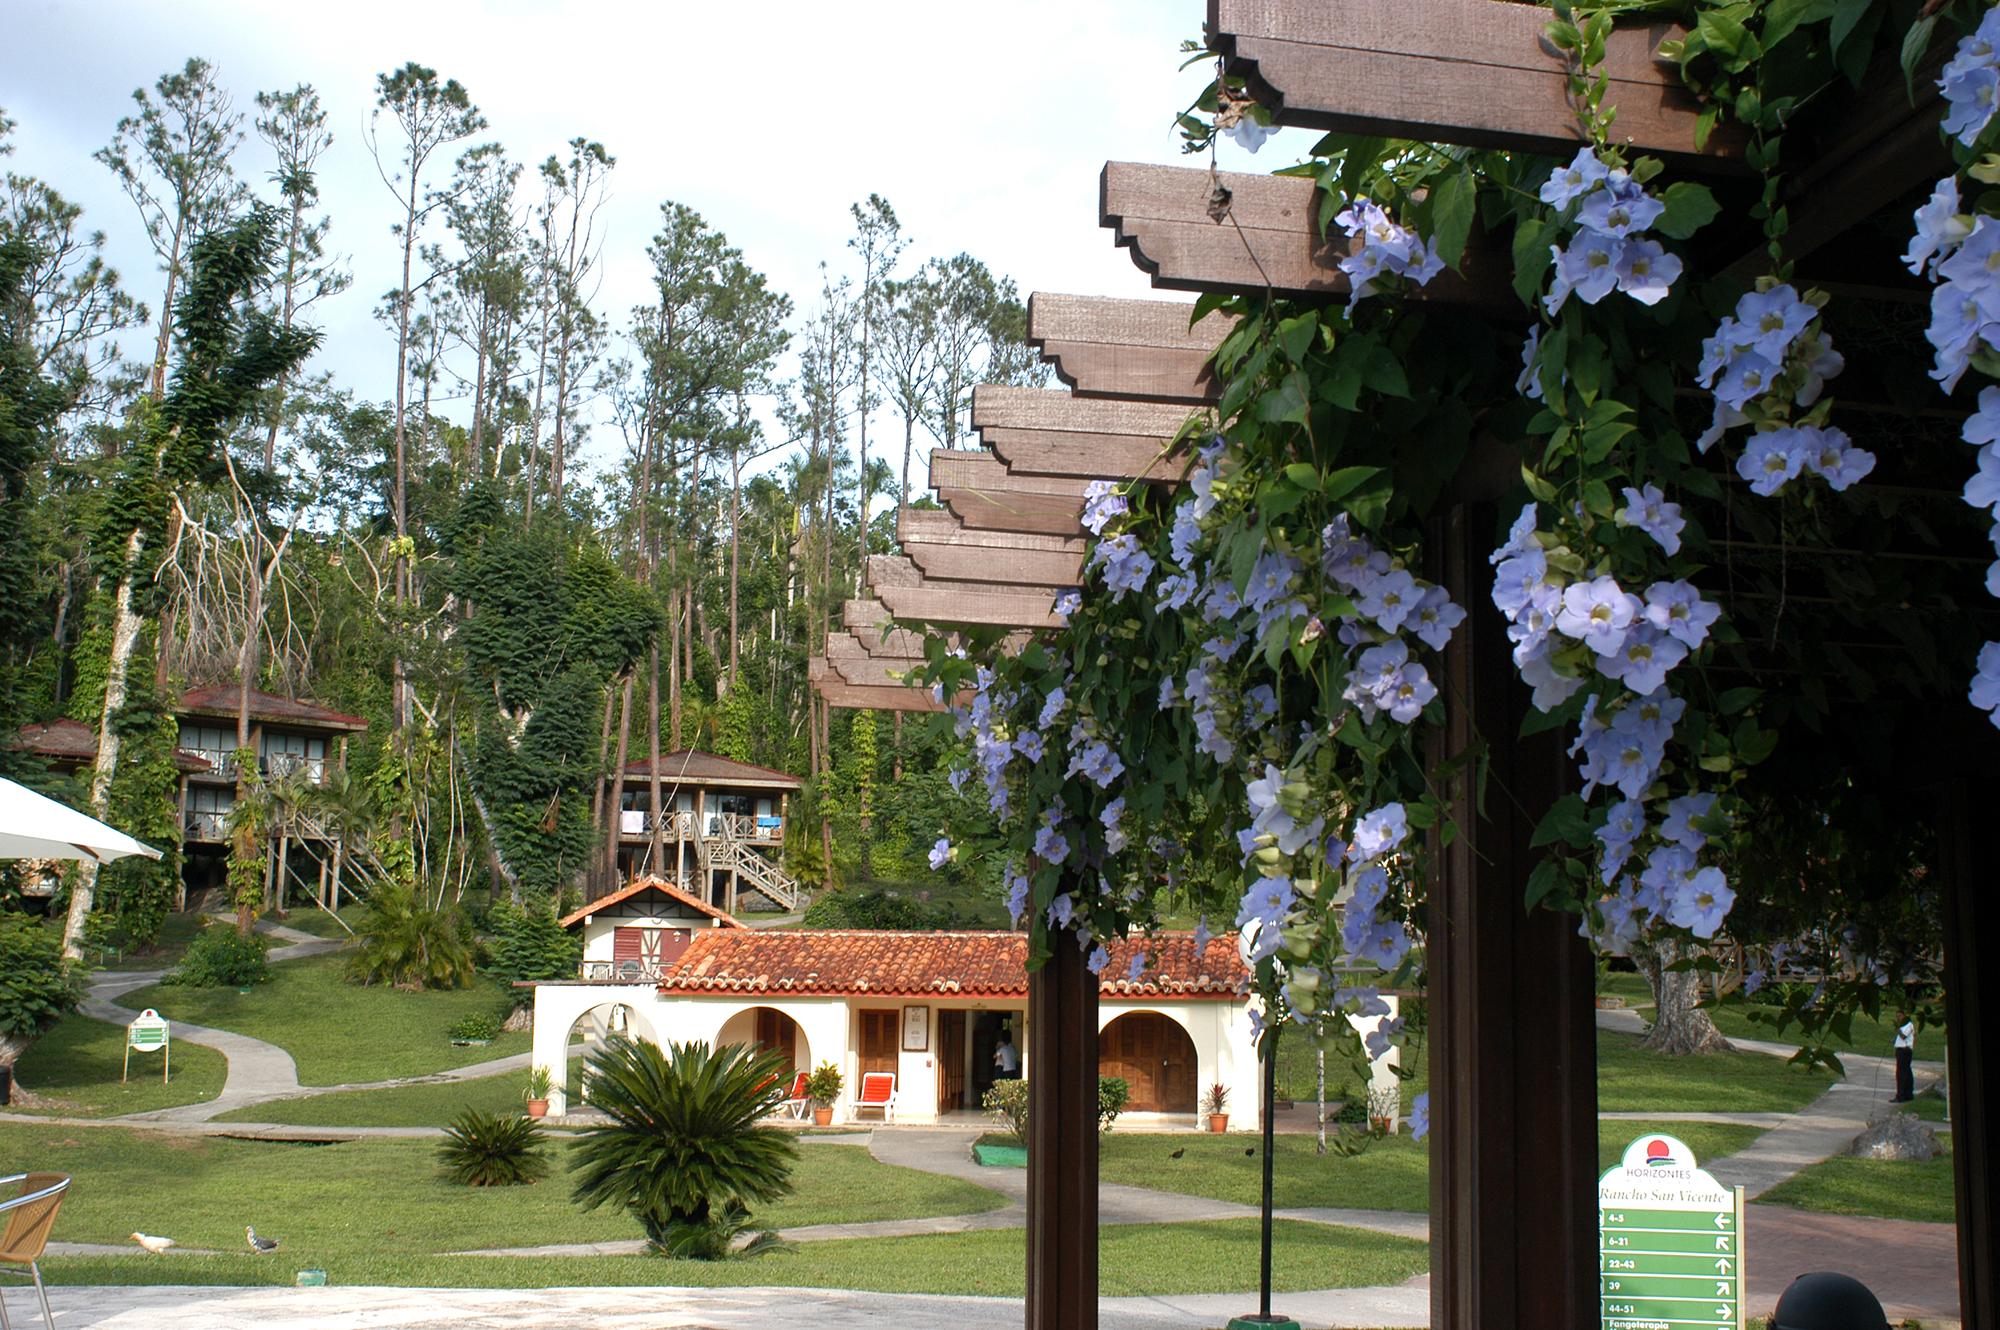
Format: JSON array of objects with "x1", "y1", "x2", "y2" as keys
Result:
[
  {"x1": 801, "y1": 888, "x2": 963, "y2": 930},
  {"x1": 347, "y1": 880, "x2": 475, "y2": 990},
  {"x1": 1202, "y1": 1082, "x2": 1230, "y2": 1116},
  {"x1": 165, "y1": 926, "x2": 269, "y2": 988},
  {"x1": 449, "y1": 1012, "x2": 502, "y2": 1043},
  {"x1": 437, "y1": 1109, "x2": 548, "y2": 1186},
  {"x1": 0, "y1": 916, "x2": 82, "y2": 1070},
  {"x1": 570, "y1": 1036, "x2": 799, "y2": 1259},
  {"x1": 1098, "y1": 1076, "x2": 1130, "y2": 1133},
  {"x1": 483, "y1": 894, "x2": 583, "y2": 1004},
  {"x1": 983, "y1": 1077, "x2": 1028, "y2": 1144},
  {"x1": 1332, "y1": 1095, "x2": 1368, "y2": 1126},
  {"x1": 804, "y1": 1061, "x2": 843, "y2": 1108},
  {"x1": 983, "y1": 1076, "x2": 1131, "y2": 1141}
]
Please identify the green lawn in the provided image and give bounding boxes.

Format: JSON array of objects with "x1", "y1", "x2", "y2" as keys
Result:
[
  {"x1": 1762, "y1": 1140, "x2": 1958, "y2": 1225},
  {"x1": 1597, "y1": 1121, "x2": 1767, "y2": 1171},
  {"x1": 210, "y1": 1067, "x2": 529, "y2": 1127},
  {"x1": 269, "y1": 902, "x2": 367, "y2": 940},
  {"x1": 116, "y1": 952, "x2": 528, "y2": 1085},
  {"x1": 1597, "y1": 1031, "x2": 1834, "y2": 1113},
  {"x1": 31, "y1": 1218, "x2": 1426, "y2": 1295},
  {"x1": 1100, "y1": 1130, "x2": 1432, "y2": 1212},
  {"x1": 0, "y1": 1125, "x2": 1004, "y2": 1259},
  {"x1": 8, "y1": 1012, "x2": 229, "y2": 1117},
  {"x1": 1274, "y1": 1033, "x2": 1429, "y2": 1111},
  {"x1": 1908, "y1": 1087, "x2": 1952, "y2": 1123},
  {"x1": 99, "y1": 908, "x2": 209, "y2": 972},
  {"x1": 1595, "y1": 969, "x2": 1951, "y2": 1064}
]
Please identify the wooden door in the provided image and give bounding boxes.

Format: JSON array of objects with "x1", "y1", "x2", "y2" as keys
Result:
[
  {"x1": 754, "y1": 1008, "x2": 797, "y2": 1069},
  {"x1": 1101, "y1": 1013, "x2": 1196, "y2": 1112},
  {"x1": 937, "y1": 1010, "x2": 967, "y2": 1112},
  {"x1": 656, "y1": 927, "x2": 691, "y2": 966},
  {"x1": 858, "y1": 1009, "x2": 898, "y2": 1080}
]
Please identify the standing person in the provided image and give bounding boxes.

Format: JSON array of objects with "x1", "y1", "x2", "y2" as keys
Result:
[
  {"x1": 993, "y1": 1028, "x2": 1021, "y2": 1077},
  {"x1": 1891, "y1": 1011, "x2": 1916, "y2": 1103}
]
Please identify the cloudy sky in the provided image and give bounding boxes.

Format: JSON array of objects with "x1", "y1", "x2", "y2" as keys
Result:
[{"x1": 2, "y1": 0, "x2": 1300, "y2": 493}]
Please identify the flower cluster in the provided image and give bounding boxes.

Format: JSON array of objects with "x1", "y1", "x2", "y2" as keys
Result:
[
  {"x1": 1325, "y1": 515, "x2": 1463, "y2": 722},
  {"x1": 1334, "y1": 198, "x2": 1444, "y2": 301},
  {"x1": 1489, "y1": 504, "x2": 1718, "y2": 713},
  {"x1": 1694, "y1": 284, "x2": 1868, "y2": 496},
  {"x1": 1941, "y1": 7, "x2": 2000, "y2": 147},
  {"x1": 1540, "y1": 148, "x2": 1683, "y2": 314},
  {"x1": 1336, "y1": 803, "x2": 1415, "y2": 973}
]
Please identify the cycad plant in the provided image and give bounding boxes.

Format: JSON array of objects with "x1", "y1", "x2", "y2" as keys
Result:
[
  {"x1": 437, "y1": 1109, "x2": 549, "y2": 1186},
  {"x1": 569, "y1": 1036, "x2": 799, "y2": 1259},
  {"x1": 346, "y1": 878, "x2": 475, "y2": 990}
]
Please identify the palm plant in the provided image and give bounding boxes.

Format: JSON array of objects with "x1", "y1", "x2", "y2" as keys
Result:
[
  {"x1": 569, "y1": 1035, "x2": 799, "y2": 1259},
  {"x1": 345, "y1": 878, "x2": 475, "y2": 990},
  {"x1": 437, "y1": 1109, "x2": 549, "y2": 1186}
]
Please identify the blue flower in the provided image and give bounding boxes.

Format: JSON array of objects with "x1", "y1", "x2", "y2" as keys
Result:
[
  {"x1": 1054, "y1": 589, "x2": 1082, "y2": 623},
  {"x1": 1243, "y1": 684, "x2": 1278, "y2": 726},
  {"x1": 1518, "y1": 639, "x2": 1586, "y2": 712},
  {"x1": 1577, "y1": 177, "x2": 1664, "y2": 238},
  {"x1": 1014, "y1": 728, "x2": 1046, "y2": 764},
  {"x1": 1641, "y1": 580, "x2": 1719, "y2": 649},
  {"x1": 1035, "y1": 824, "x2": 1070, "y2": 866},
  {"x1": 1156, "y1": 573, "x2": 1197, "y2": 612},
  {"x1": 1615, "y1": 483, "x2": 1684, "y2": 556},
  {"x1": 1736, "y1": 285, "x2": 1816, "y2": 363},
  {"x1": 1243, "y1": 551, "x2": 1301, "y2": 612},
  {"x1": 1595, "y1": 623, "x2": 1688, "y2": 696},
  {"x1": 1410, "y1": 585, "x2": 1466, "y2": 651},
  {"x1": 928, "y1": 837, "x2": 953, "y2": 871},
  {"x1": 1613, "y1": 238, "x2": 1681, "y2": 305},
  {"x1": 1942, "y1": 62, "x2": 2000, "y2": 147},
  {"x1": 1490, "y1": 548, "x2": 1552, "y2": 620},
  {"x1": 1080, "y1": 479, "x2": 1129, "y2": 535},
  {"x1": 1408, "y1": 1091, "x2": 1430, "y2": 1140},
  {"x1": 1334, "y1": 197, "x2": 1444, "y2": 301},
  {"x1": 1595, "y1": 799, "x2": 1646, "y2": 885},
  {"x1": 1539, "y1": 147, "x2": 1609, "y2": 208},
  {"x1": 1158, "y1": 674, "x2": 1179, "y2": 709},
  {"x1": 1101, "y1": 797, "x2": 1128, "y2": 855},
  {"x1": 1221, "y1": 114, "x2": 1277, "y2": 153},
  {"x1": 1738, "y1": 429, "x2": 1807, "y2": 496},
  {"x1": 1797, "y1": 425, "x2": 1876, "y2": 492},
  {"x1": 1087, "y1": 944, "x2": 1112, "y2": 975},
  {"x1": 1039, "y1": 687, "x2": 1066, "y2": 728},
  {"x1": 1971, "y1": 642, "x2": 2000, "y2": 724},
  {"x1": 1666, "y1": 865, "x2": 1735, "y2": 939},
  {"x1": 1547, "y1": 231, "x2": 1622, "y2": 312},
  {"x1": 1358, "y1": 921, "x2": 1413, "y2": 970},
  {"x1": 1660, "y1": 792, "x2": 1718, "y2": 852},
  {"x1": 1005, "y1": 872, "x2": 1031, "y2": 925},
  {"x1": 1556, "y1": 574, "x2": 1641, "y2": 656},
  {"x1": 1125, "y1": 950, "x2": 1147, "y2": 981},
  {"x1": 1489, "y1": 504, "x2": 1540, "y2": 565},
  {"x1": 1907, "y1": 177, "x2": 1971, "y2": 277},
  {"x1": 1170, "y1": 507, "x2": 1202, "y2": 566},
  {"x1": 1966, "y1": 386, "x2": 2000, "y2": 447},
  {"x1": 1355, "y1": 566, "x2": 1420, "y2": 632},
  {"x1": 1047, "y1": 892, "x2": 1076, "y2": 929},
  {"x1": 1346, "y1": 864, "x2": 1390, "y2": 917},
  {"x1": 1352, "y1": 803, "x2": 1409, "y2": 858}
]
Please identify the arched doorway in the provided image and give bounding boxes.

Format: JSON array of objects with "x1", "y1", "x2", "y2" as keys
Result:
[
  {"x1": 715, "y1": 1006, "x2": 808, "y2": 1074},
  {"x1": 560, "y1": 1002, "x2": 661, "y2": 1111},
  {"x1": 1099, "y1": 1012, "x2": 1196, "y2": 1113}
]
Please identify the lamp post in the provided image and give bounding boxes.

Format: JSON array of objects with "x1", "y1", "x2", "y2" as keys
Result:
[{"x1": 1230, "y1": 921, "x2": 1301, "y2": 1330}]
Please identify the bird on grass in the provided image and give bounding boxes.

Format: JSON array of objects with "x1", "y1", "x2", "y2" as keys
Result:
[
  {"x1": 1168, "y1": 1147, "x2": 1186, "y2": 1160},
  {"x1": 1243, "y1": 1147, "x2": 1256, "y2": 1157},
  {"x1": 246, "y1": 1226, "x2": 280, "y2": 1254},
  {"x1": 130, "y1": 1232, "x2": 175, "y2": 1254}
]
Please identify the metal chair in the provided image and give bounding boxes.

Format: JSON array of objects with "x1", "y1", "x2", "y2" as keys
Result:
[{"x1": 0, "y1": 1173, "x2": 70, "y2": 1330}]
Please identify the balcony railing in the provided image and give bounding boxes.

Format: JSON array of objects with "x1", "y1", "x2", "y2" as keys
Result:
[
  {"x1": 578, "y1": 959, "x2": 670, "y2": 982},
  {"x1": 185, "y1": 810, "x2": 230, "y2": 842},
  {"x1": 263, "y1": 752, "x2": 327, "y2": 782},
  {"x1": 615, "y1": 810, "x2": 782, "y2": 841}
]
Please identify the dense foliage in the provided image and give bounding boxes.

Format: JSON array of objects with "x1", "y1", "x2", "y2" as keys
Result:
[
  {"x1": 569, "y1": 1036, "x2": 798, "y2": 1259},
  {"x1": 165, "y1": 924, "x2": 269, "y2": 987},
  {"x1": 0, "y1": 915, "x2": 82, "y2": 1067},
  {"x1": 346, "y1": 879, "x2": 475, "y2": 991},
  {"x1": 436, "y1": 1108, "x2": 549, "y2": 1187}
]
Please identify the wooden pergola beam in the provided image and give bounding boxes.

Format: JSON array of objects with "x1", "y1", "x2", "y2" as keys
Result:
[
  {"x1": 1102, "y1": 161, "x2": 1518, "y2": 308},
  {"x1": 876, "y1": 583, "x2": 1061, "y2": 630},
  {"x1": 903, "y1": 534, "x2": 1086, "y2": 588},
  {"x1": 868, "y1": 552, "x2": 1063, "y2": 598},
  {"x1": 808, "y1": 656, "x2": 946, "y2": 713},
  {"x1": 1028, "y1": 292, "x2": 1230, "y2": 403},
  {"x1": 983, "y1": 426, "x2": 1188, "y2": 484},
  {"x1": 971, "y1": 382, "x2": 1213, "y2": 438},
  {"x1": 898, "y1": 505, "x2": 1087, "y2": 556},
  {"x1": 1207, "y1": 0, "x2": 1744, "y2": 166}
]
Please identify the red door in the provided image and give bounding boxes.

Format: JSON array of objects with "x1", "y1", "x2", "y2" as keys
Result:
[{"x1": 612, "y1": 926, "x2": 683, "y2": 977}]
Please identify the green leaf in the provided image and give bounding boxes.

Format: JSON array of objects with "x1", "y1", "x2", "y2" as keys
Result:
[
  {"x1": 1828, "y1": 0, "x2": 1870, "y2": 58},
  {"x1": 1901, "y1": 15, "x2": 1938, "y2": 98},
  {"x1": 1284, "y1": 462, "x2": 1320, "y2": 491},
  {"x1": 1277, "y1": 311, "x2": 1319, "y2": 364},
  {"x1": 1581, "y1": 420, "x2": 1637, "y2": 464},
  {"x1": 1524, "y1": 858, "x2": 1564, "y2": 910},
  {"x1": 1521, "y1": 465, "x2": 1557, "y2": 503},
  {"x1": 1321, "y1": 465, "x2": 1383, "y2": 502},
  {"x1": 1365, "y1": 342, "x2": 1410, "y2": 397},
  {"x1": 1655, "y1": 181, "x2": 1721, "y2": 240},
  {"x1": 1430, "y1": 168, "x2": 1478, "y2": 271},
  {"x1": 1255, "y1": 370, "x2": 1311, "y2": 425},
  {"x1": 1580, "y1": 477, "x2": 1615, "y2": 518},
  {"x1": 1511, "y1": 216, "x2": 1555, "y2": 308},
  {"x1": 1762, "y1": 0, "x2": 1837, "y2": 49},
  {"x1": 1716, "y1": 686, "x2": 1760, "y2": 716},
  {"x1": 1531, "y1": 793, "x2": 1594, "y2": 848}
]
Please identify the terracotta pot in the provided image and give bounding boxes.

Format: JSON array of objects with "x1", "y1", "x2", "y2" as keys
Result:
[
  {"x1": 812, "y1": 1106, "x2": 834, "y2": 1126},
  {"x1": 1207, "y1": 1113, "x2": 1229, "y2": 1133},
  {"x1": 525, "y1": 1099, "x2": 549, "y2": 1118}
]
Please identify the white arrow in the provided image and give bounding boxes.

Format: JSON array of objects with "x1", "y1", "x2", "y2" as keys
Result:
[
  {"x1": 1716, "y1": 1236, "x2": 1732, "y2": 1251},
  {"x1": 1714, "y1": 1213, "x2": 1732, "y2": 1230},
  {"x1": 1716, "y1": 1306, "x2": 1733, "y2": 1318},
  {"x1": 1717, "y1": 1281, "x2": 1732, "y2": 1296},
  {"x1": 1714, "y1": 1259, "x2": 1733, "y2": 1273}
]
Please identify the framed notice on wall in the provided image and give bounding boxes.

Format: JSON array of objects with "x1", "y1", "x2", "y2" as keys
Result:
[{"x1": 901, "y1": 1004, "x2": 929, "y2": 1052}]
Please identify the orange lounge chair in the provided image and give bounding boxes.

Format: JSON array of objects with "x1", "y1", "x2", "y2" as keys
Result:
[
  {"x1": 0, "y1": 1173, "x2": 70, "y2": 1330},
  {"x1": 778, "y1": 1070, "x2": 811, "y2": 1121},
  {"x1": 854, "y1": 1071, "x2": 898, "y2": 1123}
]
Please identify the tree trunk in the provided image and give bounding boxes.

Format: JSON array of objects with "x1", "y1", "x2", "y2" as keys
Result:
[
  {"x1": 729, "y1": 442, "x2": 741, "y2": 689},
  {"x1": 1634, "y1": 942, "x2": 1733, "y2": 1056},
  {"x1": 604, "y1": 673, "x2": 634, "y2": 891},
  {"x1": 899, "y1": 410, "x2": 914, "y2": 514},
  {"x1": 64, "y1": 534, "x2": 148, "y2": 957},
  {"x1": 148, "y1": 221, "x2": 185, "y2": 401},
  {"x1": 647, "y1": 642, "x2": 663, "y2": 876},
  {"x1": 390, "y1": 170, "x2": 420, "y2": 735},
  {"x1": 590, "y1": 674, "x2": 616, "y2": 831},
  {"x1": 668, "y1": 585, "x2": 683, "y2": 751}
]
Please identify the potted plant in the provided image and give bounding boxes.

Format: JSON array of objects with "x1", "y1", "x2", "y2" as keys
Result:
[
  {"x1": 1367, "y1": 1085, "x2": 1402, "y2": 1134},
  {"x1": 805, "y1": 1061, "x2": 844, "y2": 1127},
  {"x1": 1202, "y1": 1082, "x2": 1230, "y2": 1133},
  {"x1": 523, "y1": 1065, "x2": 553, "y2": 1118}
]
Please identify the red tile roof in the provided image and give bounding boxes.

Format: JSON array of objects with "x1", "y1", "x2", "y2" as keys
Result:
[
  {"x1": 622, "y1": 749, "x2": 802, "y2": 790},
  {"x1": 13, "y1": 717, "x2": 209, "y2": 772},
  {"x1": 178, "y1": 685, "x2": 368, "y2": 731},
  {"x1": 559, "y1": 875, "x2": 748, "y2": 930},
  {"x1": 656, "y1": 930, "x2": 1247, "y2": 1000}
]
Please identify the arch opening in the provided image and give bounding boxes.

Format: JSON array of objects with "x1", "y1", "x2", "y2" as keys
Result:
[{"x1": 1099, "y1": 1011, "x2": 1198, "y2": 1113}]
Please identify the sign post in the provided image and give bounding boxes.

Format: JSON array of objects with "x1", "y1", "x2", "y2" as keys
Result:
[
  {"x1": 1599, "y1": 1133, "x2": 1746, "y2": 1330},
  {"x1": 123, "y1": 1008, "x2": 170, "y2": 1084}
]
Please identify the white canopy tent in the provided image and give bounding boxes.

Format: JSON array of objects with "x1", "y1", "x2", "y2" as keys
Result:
[{"x1": 0, "y1": 776, "x2": 162, "y2": 864}]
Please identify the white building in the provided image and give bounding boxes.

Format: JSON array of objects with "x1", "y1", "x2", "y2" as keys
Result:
[{"x1": 529, "y1": 921, "x2": 1273, "y2": 1128}]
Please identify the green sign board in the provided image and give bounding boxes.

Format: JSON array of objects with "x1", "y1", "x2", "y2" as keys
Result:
[
  {"x1": 1600, "y1": 1133, "x2": 1745, "y2": 1330},
  {"x1": 123, "y1": 1008, "x2": 171, "y2": 1084}
]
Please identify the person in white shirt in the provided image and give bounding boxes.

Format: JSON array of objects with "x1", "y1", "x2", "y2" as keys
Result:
[
  {"x1": 993, "y1": 1030, "x2": 1021, "y2": 1077},
  {"x1": 1891, "y1": 1011, "x2": 1916, "y2": 1103}
]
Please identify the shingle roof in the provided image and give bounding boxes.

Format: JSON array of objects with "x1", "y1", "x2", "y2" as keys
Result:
[
  {"x1": 656, "y1": 930, "x2": 1247, "y2": 999},
  {"x1": 621, "y1": 749, "x2": 802, "y2": 790},
  {"x1": 178, "y1": 685, "x2": 369, "y2": 731},
  {"x1": 558, "y1": 875, "x2": 749, "y2": 930},
  {"x1": 13, "y1": 717, "x2": 209, "y2": 772}
]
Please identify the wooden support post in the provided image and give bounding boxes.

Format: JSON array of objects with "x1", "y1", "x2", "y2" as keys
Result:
[
  {"x1": 1025, "y1": 932, "x2": 1099, "y2": 1330},
  {"x1": 1432, "y1": 502, "x2": 1597, "y2": 1330},
  {"x1": 1939, "y1": 777, "x2": 1996, "y2": 1329}
]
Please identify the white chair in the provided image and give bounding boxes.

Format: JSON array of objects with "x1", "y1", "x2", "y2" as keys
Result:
[{"x1": 853, "y1": 1071, "x2": 898, "y2": 1123}]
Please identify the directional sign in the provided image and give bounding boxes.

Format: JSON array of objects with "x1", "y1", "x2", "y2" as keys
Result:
[
  {"x1": 123, "y1": 1008, "x2": 171, "y2": 1084},
  {"x1": 1600, "y1": 1134, "x2": 1745, "y2": 1330}
]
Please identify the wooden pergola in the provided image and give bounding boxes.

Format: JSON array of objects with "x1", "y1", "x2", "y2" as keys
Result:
[{"x1": 810, "y1": 4, "x2": 1995, "y2": 1327}]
